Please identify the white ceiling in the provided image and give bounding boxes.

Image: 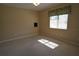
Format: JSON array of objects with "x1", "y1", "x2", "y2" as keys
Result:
[{"x1": 0, "y1": 3, "x2": 59, "y2": 11}]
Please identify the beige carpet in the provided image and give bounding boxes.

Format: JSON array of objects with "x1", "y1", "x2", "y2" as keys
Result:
[{"x1": 0, "y1": 36, "x2": 79, "y2": 56}]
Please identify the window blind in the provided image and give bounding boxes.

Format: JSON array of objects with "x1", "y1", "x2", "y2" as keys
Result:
[{"x1": 48, "y1": 6, "x2": 71, "y2": 16}]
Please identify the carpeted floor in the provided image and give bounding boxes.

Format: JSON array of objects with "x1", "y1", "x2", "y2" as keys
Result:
[{"x1": 0, "y1": 36, "x2": 79, "y2": 56}]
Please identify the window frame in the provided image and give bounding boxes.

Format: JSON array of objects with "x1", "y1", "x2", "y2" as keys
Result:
[{"x1": 48, "y1": 13, "x2": 70, "y2": 30}]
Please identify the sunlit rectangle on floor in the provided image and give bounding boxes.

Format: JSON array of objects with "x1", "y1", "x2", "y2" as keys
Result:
[{"x1": 38, "y1": 39, "x2": 59, "y2": 49}]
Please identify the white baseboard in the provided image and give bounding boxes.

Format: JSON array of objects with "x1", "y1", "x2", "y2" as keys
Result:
[{"x1": 0, "y1": 33, "x2": 38, "y2": 43}]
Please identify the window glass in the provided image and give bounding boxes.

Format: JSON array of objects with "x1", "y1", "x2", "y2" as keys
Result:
[
  {"x1": 49, "y1": 14, "x2": 68, "y2": 30},
  {"x1": 58, "y1": 14, "x2": 68, "y2": 29},
  {"x1": 50, "y1": 16, "x2": 58, "y2": 28}
]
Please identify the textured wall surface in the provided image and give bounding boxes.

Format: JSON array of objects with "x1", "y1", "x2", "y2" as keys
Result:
[{"x1": 0, "y1": 6, "x2": 39, "y2": 41}]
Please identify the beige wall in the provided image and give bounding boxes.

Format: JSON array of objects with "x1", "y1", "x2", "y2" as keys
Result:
[
  {"x1": 39, "y1": 4, "x2": 79, "y2": 45},
  {"x1": 0, "y1": 6, "x2": 39, "y2": 41},
  {"x1": 0, "y1": 6, "x2": 3, "y2": 40},
  {"x1": 0, "y1": 7, "x2": 2, "y2": 40}
]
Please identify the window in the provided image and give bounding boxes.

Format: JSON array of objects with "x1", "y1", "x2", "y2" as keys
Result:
[
  {"x1": 50, "y1": 14, "x2": 68, "y2": 30},
  {"x1": 49, "y1": 6, "x2": 71, "y2": 30}
]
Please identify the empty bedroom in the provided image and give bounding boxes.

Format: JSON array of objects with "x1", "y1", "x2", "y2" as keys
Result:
[{"x1": 0, "y1": 3, "x2": 79, "y2": 56}]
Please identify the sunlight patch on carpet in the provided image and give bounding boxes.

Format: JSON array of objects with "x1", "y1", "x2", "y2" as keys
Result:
[{"x1": 38, "y1": 39, "x2": 59, "y2": 49}]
